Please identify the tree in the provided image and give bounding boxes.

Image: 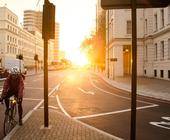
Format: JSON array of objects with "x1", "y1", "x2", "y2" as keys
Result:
[
  {"x1": 81, "y1": 10, "x2": 106, "y2": 71},
  {"x1": 16, "y1": 54, "x2": 24, "y2": 73}
]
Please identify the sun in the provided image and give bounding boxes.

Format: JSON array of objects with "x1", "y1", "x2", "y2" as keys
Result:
[{"x1": 67, "y1": 50, "x2": 89, "y2": 67}]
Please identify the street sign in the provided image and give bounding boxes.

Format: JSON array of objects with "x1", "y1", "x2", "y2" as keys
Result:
[
  {"x1": 42, "y1": 1, "x2": 55, "y2": 39},
  {"x1": 110, "y1": 58, "x2": 117, "y2": 61},
  {"x1": 101, "y1": 0, "x2": 170, "y2": 9}
]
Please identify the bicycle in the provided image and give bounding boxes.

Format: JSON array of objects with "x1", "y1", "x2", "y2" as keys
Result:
[{"x1": 3, "y1": 96, "x2": 17, "y2": 136}]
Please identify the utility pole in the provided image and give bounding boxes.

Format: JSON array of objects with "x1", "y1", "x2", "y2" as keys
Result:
[{"x1": 42, "y1": 0, "x2": 55, "y2": 127}]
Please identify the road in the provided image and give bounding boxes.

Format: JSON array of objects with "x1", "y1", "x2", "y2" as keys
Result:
[{"x1": 0, "y1": 69, "x2": 170, "y2": 140}]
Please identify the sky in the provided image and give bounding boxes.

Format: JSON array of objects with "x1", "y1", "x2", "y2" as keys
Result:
[{"x1": 0, "y1": 0, "x2": 97, "y2": 60}]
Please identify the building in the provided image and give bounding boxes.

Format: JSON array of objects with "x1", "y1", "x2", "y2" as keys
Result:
[
  {"x1": 23, "y1": 10, "x2": 60, "y2": 64},
  {"x1": 0, "y1": 6, "x2": 43, "y2": 69},
  {"x1": 143, "y1": 6, "x2": 170, "y2": 80},
  {"x1": 106, "y1": 5, "x2": 170, "y2": 81},
  {"x1": 53, "y1": 23, "x2": 60, "y2": 62},
  {"x1": 23, "y1": 10, "x2": 42, "y2": 33},
  {"x1": 106, "y1": 9, "x2": 144, "y2": 79}
]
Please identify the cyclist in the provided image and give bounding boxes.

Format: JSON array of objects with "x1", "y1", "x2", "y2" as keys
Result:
[{"x1": 0, "y1": 67, "x2": 24, "y2": 125}]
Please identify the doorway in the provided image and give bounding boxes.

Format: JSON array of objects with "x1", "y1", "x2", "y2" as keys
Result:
[{"x1": 123, "y1": 45, "x2": 131, "y2": 75}]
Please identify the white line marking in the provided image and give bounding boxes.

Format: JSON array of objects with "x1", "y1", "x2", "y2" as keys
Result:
[
  {"x1": 73, "y1": 104, "x2": 159, "y2": 120},
  {"x1": 33, "y1": 79, "x2": 40, "y2": 82},
  {"x1": 90, "y1": 76, "x2": 156, "y2": 105},
  {"x1": 39, "y1": 105, "x2": 58, "y2": 110},
  {"x1": 78, "y1": 87, "x2": 95, "y2": 95},
  {"x1": 56, "y1": 95, "x2": 71, "y2": 118},
  {"x1": 150, "y1": 118, "x2": 170, "y2": 130},
  {"x1": 25, "y1": 87, "x2": 43, "y2": 90},
  {"x1": 55, "y1": 87, "x2": 123, "y2": 140},
  {"x1": 23, "y1": 98, "x2": 42, "y2": 101},
  {"x1": 74, "y1": 119, "x2": 123, "y2": 140}
]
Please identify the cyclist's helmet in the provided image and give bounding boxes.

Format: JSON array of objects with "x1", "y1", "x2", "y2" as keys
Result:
[{"x1": 10, "y1": 67, "x2": 20, "y2": 75}]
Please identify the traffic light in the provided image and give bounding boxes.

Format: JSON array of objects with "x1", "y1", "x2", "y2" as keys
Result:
[
  {"x1": 101, "y1": 0, "x2": 170, "y2": 9},
  {"x1": 42, "y1": 1, "x2": 55, "y2": 39}
]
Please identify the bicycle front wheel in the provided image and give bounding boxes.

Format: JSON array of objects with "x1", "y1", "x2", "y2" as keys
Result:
[{"x1": 3, "y1": 111, "x2": 14, "y2": 136}]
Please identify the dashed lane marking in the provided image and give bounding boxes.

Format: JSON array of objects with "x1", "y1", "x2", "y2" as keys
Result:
[
  {"x1": 73, "y1": 104, "x2": 159, "y2": 120},
  {"x1": 78, "y1": 87, "x2": 95, "y2": 95}
]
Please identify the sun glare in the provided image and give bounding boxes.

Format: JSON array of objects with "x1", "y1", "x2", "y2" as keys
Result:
[{"x1": 67, "y1": 50, "x2": 89, "y2": 67}]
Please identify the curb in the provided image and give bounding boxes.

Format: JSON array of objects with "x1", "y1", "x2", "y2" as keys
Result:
[{"x1": 93, "y1": 72, "x2": 170, "y2": 102}]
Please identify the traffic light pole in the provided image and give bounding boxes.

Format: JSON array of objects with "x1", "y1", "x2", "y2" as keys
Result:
[
  {"x1": 43, "y1": 0, "x2": 55, "y2": 128},
  {"x1": 130, "y1": 0, "x2": 137, "y2": 140},
  {"x1": 44, "y1": 38, "x2": 49, "y2": 127}
]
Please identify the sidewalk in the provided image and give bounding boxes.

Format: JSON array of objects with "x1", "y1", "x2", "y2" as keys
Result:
[
  {"x1": 96, "y1": 72, "x2": 170, "y2": 101},
  {"x1": 26, "y1": 69, "x2": 43, "y2": 76},
  {"x1": 5, "y1": 109, "x2": 121, "y2": 140}
]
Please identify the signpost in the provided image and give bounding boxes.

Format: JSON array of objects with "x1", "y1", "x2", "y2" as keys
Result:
[
  {"x1": 42, "y1": 0, "x2": 55, "y2": 127},
  {"x1": 101, "y1": 0, "x2": 170, "y2": 140}
]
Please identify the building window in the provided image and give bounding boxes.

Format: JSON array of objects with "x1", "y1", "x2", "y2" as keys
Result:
[
  {"x1": 168, "y1": 6, "x2": 170, "y2": 24},
  {"x1": 160, "y1": 70, "x2": 164, "y2": 78},
  {"x1": 154, "y1": 70, "x2": 157, "y2": 77},
  {"x1": 154, "y1": 14, "x2": 158, "y2": 31},
  {"x1": 144, "y1": 70, "x2": 146, "y2": 75},
  {"x1": 160, "y1": 9, "x2": 164, "y2": 28},
  {"x1": 168, "y1": 70, "x2": 170, "y2": 79},
  {"x1": 7, "y1": 35, "x2": 9, "y2": 41},
  {"x1": 144, "y1": 45, "x2": 148, "y2": 61},
  {"x1": 127, "y1": 20, "x2": 132, "y2": 34},
  {"x1": 7, "y1": 46, "x2": 9, "y2": 53},
  {"x1": 160, "y1": 41, "x2": 164, "y2": 60},
  {"x1": 145, "y1": 19, "x2": 148, "y2": 34},
  {"x1": 155, "y1": 43, "x2": 158, "y2": 60},
  {"x1": 168, "y1": 39, "x2": 170, "y2": 59}
]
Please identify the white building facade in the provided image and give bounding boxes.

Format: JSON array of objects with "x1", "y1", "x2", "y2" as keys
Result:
[
  {"x1": 106, "y1": 9, "x2": 144, "y2": 79},
  {"x1": 143, "y1": 6, "x2": 170, "y2": 80},
  {"x1": 0, "y1": 6, "x2": 43, "y2": 69},
  {"x1": 106, "y1": 5, "x2": 170, "y2": 81}
]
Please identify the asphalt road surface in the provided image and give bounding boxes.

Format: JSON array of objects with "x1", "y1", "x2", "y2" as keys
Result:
[{"x1": 0, "y1": 69, "x2": 170, "y2": 140}]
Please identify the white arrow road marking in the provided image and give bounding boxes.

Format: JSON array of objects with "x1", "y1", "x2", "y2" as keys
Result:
[
  {"x1": 73, "y1": 104, "x2": 159, "y2": 120},
  {"x1": 162, "y1": 117, "x2": 170, "y2": 121},
  {"x1": 150, "y1": 117, "x2": 170, "y2": 130},
  {"x1": 78, "y1": 87, "x2": 95, "y2": 95}
]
